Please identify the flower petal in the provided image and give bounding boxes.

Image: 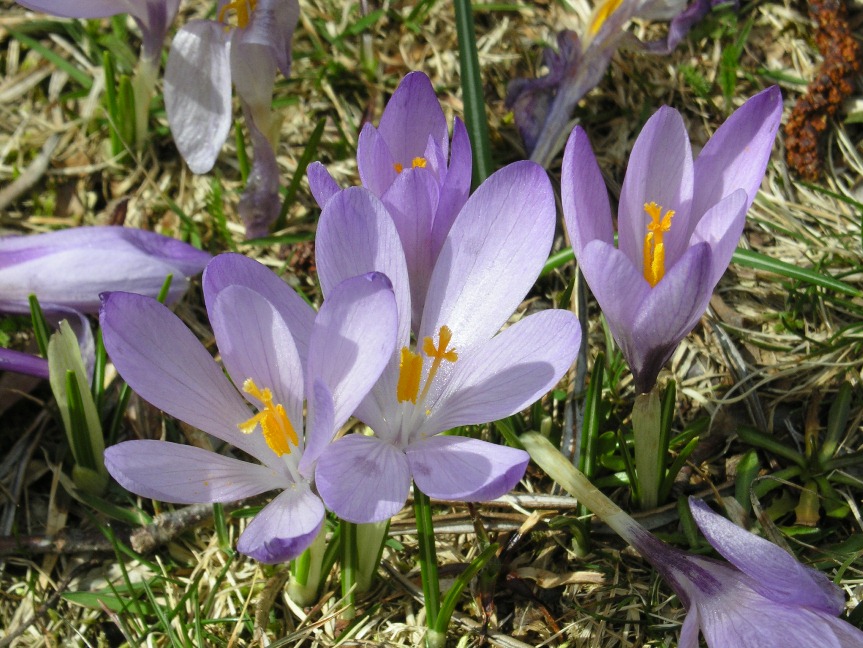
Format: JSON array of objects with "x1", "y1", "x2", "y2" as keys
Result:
[
  {"x1": 164, "y1": 20, "x2": 232, "y2": 174},
  {"x1": 104, "y1": 440, "x2": 287, "y2": 504},
  {"x1": 315, "y1": 435, "x2": 411, "y2": 523},
  {"x1": 420, "y1": 161, "x2": 555, "y2": 350},
  {"x1": 357, "y1": 124, "x2": 398, "y2": 197},
  {"x1": 432, "y1": 117, "x2": 472, "y2": 252},
  {"x1": 406, "y1": 436, "x2": 528, "y2": 501},
  {"x1": 298, "y1": 378, "x2": 334, "y2": 477},
  {"x1": 307, "y1": 161, "x2": 341, "y2": 208},
  {"x1": 689, "y1": 188, "x2": 747, "y2": 287},
  {"x1": 618, "y1": 106, "x2": 694, "y2": 272},
  {"x1": 689, "y1": 497, "x2": 845, "y2": 615},
  {"x1": 0, "y1": 348, "x2": 49, "y2": 379},
  {"x1": 236, "y1": 483, "x2": 324, "y2": 563},
  {"x1": 561, "y1": 126, "x2": 614, "y2": 256},
  {"x1": 100, "y1": 291, "x2": 273, "y2": 463}
]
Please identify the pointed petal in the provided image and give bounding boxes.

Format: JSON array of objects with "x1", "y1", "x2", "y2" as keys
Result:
[
  {"x1": 689, "y1": 189, "x2": 747, "y2": 287},
  {"x1": 236, "y1": 483, "x2": 324, "y2": 563},
  {"x1": 692, "y1": 86, "x2": 782, "y2": 221},
  {"x1": 104, "y1": 440, "x2": 287, "y2": 504},
  {"x1": 357, "y1": 124, "x2": 398, "y2": 197},
  {"x1": 428, "y1": 310, "x2": 581, "y2": 433},
  {"x1": 420, "y1": 161, "x2": 555, "y2": 350},
  {"x1": 432, "y1": 117, "x2": 472, "y2": 252},
  {"x1": 406, "y1": 436, "x2": 528, "y2": 501},
  {"x1": 99, "y1": 292, "x2": 272, "y2": 462},
  {"x1": 315, "y1": 435, "x2": 411, "y2": 523},
  {"x1": 307, "y1": 272, "x2": 398, "y2": 429},
  {"x1": 164, "y1": 21, "x2": 232, "y2": 174},
  {"x1": 689, "y1": 497, "x2": 845, "y2": 615},
  {"x1": 209, "y1": 285, "x2": 304, "y2": 434},
  {"x1": 618, "y1": 106, "x2": 694, "y2": 271},
  {"x1": 307, "y1": 161, "x2": 341, "y2": 208},
  {"x1": 203, "y1": 253, "x2": 315, "y2": 365},
  {"x1": 677, "y1": 608, "x2": 701, "y2": 648},
  {"x1": 561, "y1": 126, "x2": 614, "y2": 256}
]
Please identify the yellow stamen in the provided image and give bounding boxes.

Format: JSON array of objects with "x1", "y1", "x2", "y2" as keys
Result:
[
  {"x1": 642, "y1": 201, "x2": 675, "y2": 288},
  {"x1": 218, "y1": 0, "x2": 257, "y2": 29},
  {"x1": 238, "y1": 378, "x2": 298, "y2": 457},
  {"x1": 397, "y1": 348, "x2": 423, "y2": 404},
  {"x1": 393, "y1": 157, "x2": 428, "y2": 174},
  {"x1": 588, "y1": 0, "x2": 624, "y2": 36}
]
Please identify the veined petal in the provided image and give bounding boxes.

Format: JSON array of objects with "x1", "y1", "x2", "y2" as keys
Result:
[
  {"x1": 357, "y1": 124, "x2": 398, "y2": 197},
  {"x1": 677, "y1": 608, "x2": 701, "y2": 648},
  {"x1": 164, "y1": 20, "x2": 232, "y2": 174},
  {"x1": 315, "y1": 435, "x2": 411, "y2": 523},
  {"x1": 689, "y1": 498, "x2": 845, "y2": 615},
  {"x1": 420, "y1": 161, "x2": 555, "y2": 351},
  {"x1": 100, "y1": 292, "x2": 273, "y2": 463},
  {"x1": 236, "y1": 483, "x2": 324, "y2": 563},
  {"x1": 210, "y1": 285, "x2": 304, "y2": 436},
  {"x1": 104, "y1": 440, "x2": 288, "y2": 504},
  {"x1": 561, "y1": 126, "x2": 614, "y2": 256},
  {"x1": 691, "y1": 86, "x2": 782, "y2": 223},
  {"x1": 298, "y1": 378, "x2": 334, "y2": 477},
  {"x1": 203, "y1": 254, "x2": 315, "y2": 365},
  {"x1": 406, "y1": 436, "x2": 528, "y2": 501},
  {"x1": 307, "y1": 161, "x2": 341, "y2": 208},
  {"x1": 432, "y1": 117, "x2": 472, "y2": 252},
  {"x1": 618, "y1": 106, "x2": 694, "y2": 272},
  {"x1": 427, "y1": 310, "x2": 581, "y2": 434},
  {"x1": 689, "y1": 189, "x2": 747, "y2": 288}
]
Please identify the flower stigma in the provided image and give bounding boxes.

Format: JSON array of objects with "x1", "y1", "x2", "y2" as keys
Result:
[
  {"x1": 218, "y1": 0, "x2": 258, "y2": 29},
  {"x1": 587, "y1": 0, "x2": 624, "y2": 36},
  {"x1": 393, "y1": 157, "x2": 428, "y2": 174},
  {"x1": 238, "y1": 378, "x2": 298, "y2": 457},
  {"x1": 396, "y1": 325, "x2": 458, "y2": 410},
  {"x1": 642, "y1": 201, "x2": 675, "y2": 287}
]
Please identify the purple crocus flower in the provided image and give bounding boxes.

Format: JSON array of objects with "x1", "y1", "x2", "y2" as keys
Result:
[
  {"x1": 100, "y1": 253, "x2": 398, "y2": 563},
  {"x1": 165, "y1": 0, "x2": 299, "y2": 237},
  {"x1": 561, "y1": 86, "x2": 782, "y2": 393},
  {"x1": 312, "y1": 161, "x2": 582, "y2": 523},
  {"x1": 0, "y1": 226, "x2": 211, "y2": 378},
  {"x1": 308, "y1": 71, "x2": 472, "y2": 330}
]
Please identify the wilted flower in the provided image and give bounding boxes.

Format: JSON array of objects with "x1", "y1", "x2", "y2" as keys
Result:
[
  {"x1": 561, "y1": 86, "x2": 782, "y2": 393},
  {"x1": 165, "y1": 0, "x2": 299, "y2": 237},
  {"x1": 101, "y1": 254, "x2": 398, "y2": 562},
  {"x1": 309, "y1": 71, "x2": 473, "y2": 330},
  {"x1": 312, "y1": 161, "x2": 582, "y2": 523}
]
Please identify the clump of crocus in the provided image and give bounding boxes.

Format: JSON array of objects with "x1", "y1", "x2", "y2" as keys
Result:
[
  {"x1": 523, "y1": 433, "x2": 863, "y2": 648},
  {"x1": 165, "y1": 0, "x2": 299, "y2": 238},
  {"x1": 507, "y1": 0, "x2": 738, "y2": 166},
  {"x1": 312, "y1": 161, "x2": 582, "y2": 523},
  {"x1": 309, "y1": 71, "x2": 472, "y2": 330},
  {"x1": 561, "y1": 86, "x2": 782, "y2": 395},
  {"x1": 100, "y1": 254, "x2": 398, "y2": 562},
  {"x1": 0, "y1": 226, "x2": 210, "y2": 377}
]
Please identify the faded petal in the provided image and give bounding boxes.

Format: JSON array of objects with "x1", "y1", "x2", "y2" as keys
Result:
[
  {"x1": 237, "y1": 108, "x2": 280, "y2": 239},
  {"x1": 236, "y1": 483, "x2": 324, "y2": 563},
  {"x1": 165, "y1": 20, "x2": 232, "y2": 173},
  {"x1": 406, "y1": 436, "x2": 528, "y2": 501},
  {"x1": 104, "y1": 440, "x2": 287, "y2": 504},
  {"x1": 315, "y1": 435, "x2": 411, "y2": 523}
]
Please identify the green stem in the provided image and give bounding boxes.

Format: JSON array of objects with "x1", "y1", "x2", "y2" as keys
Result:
[
  {"x1": 131, "y1": 56, "x2": 158, "y2": 149},
  {"x1": 413, "y1": 484, "x2": 444, "y2": 648},
  {"x1": 632, "y1": 387, "x2": 662, "y2": 509},
  {"x1": 340, "y1": 519, "x2": 357, "y2": 619}
]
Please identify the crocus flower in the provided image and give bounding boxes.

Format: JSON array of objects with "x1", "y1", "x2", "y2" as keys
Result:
[
  {"x1": 100, "y1": 253, "x2": 398, "y2": 563},
  {"x1": 165, "y1": 0, "x2": 299, "y2": 237},
  {"x1": 0, "y1": 226, "x2": 211, "y2": 378},
  {"x1": 507, "y1": 0, "x2": 736, "y2": 166},
  {"x1": 523, "y1": 433, "x2": 863, "y2": 648},
  {"x1": 312, "y1": 161, "x2": 582, "y2": 523},
  {"x1": 561, "y1": 86, "x2": 782, "y2": 393},
  {"x1": 308, "y1": 71, "x2": 472, "y2": 330}
]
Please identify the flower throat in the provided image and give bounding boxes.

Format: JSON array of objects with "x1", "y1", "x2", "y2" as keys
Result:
[
  {"x1": 219, "y1": 0, "x2": 257, "y2": 29},
  {"x1": 397, "y1": 325, "x2": 458, "y2": 410}
]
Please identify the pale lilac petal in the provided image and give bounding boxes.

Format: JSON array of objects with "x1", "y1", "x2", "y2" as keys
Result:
[
  {"x1": 297, "y1": 378, "x2": 334, "y2": 477},
  {"x1": 230, "y1": 34, "x2": 276, "y2": 121},
  {"x1": 209, "y1": 285, "x2": 304, "y2": 435},
  {"x1": 16, "y1": 0, "x2": 132, "y2": 18},
  {"x1": 689, "y1": 189, "x2": 747, "y2": 287},
  {"x1": 677, "y1": 608, "x2": 700, "y2": 648},
  {"x1": 203, "y1": 254, "x2": 315, "y2": 365},
  {"x1": 315, "y1": 435, "x2": 411, "y2": 523},
  {"x1": 561, "y1": 126, "x2": 614, "y2": 255},
  {"x1": 238, "y1": 0, "x2": 299, "y2": 78},
  {"x1": 104, "y1": 440, "x2": 288, "y2": 504},
  {"x1": 357, "y1": 124, "x2": 398, "y2": 197},
  {"x1": 689, "y1": 498, "x2": 845, "y2": 615},
  {"x1": 618, "y1": 106, "x2": 694, "y2": 271},
  {"x1": 428, "y1": 310, "x2": 581, "y2": 434},
  {"x1": 100, "y1": 292, "x2": 273, "y2": 463},
  {"x1": 236, "y1": 483, "x2": 324, "y2": 563},
  {"x1": 691, "y1": 86, "x2": 782, "y2": 222},
  {"x1": 307, "y1": 161, "x2": 341, "y2": 208},
  {"x1": 431, "y1": 117, "x2": 472, "y2": 252},
  {"x1": 420, "y1": 161, "x2": 555, "y2": 350},
  {"x1": 164, "y1": 21, "x2": 232, "y2": 174},
  {"x1": 406, "y1": 436, "x2": 528, "y2": 501},
  {"x1": 0, "y1": 348, "x2": 48, "y2": 379},
  {"x1": 307, "y1": 272, "x2": 398, "y2": 429},
  {"x1": 377, "y1": 71, "x2": 448, "y2": 170}
]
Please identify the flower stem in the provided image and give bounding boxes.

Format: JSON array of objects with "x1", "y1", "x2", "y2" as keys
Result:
[
  {"x1": 632, "y1": 387, "x2": 662, "y2": 509},
  {"x1": 413, "y1": 483, "x2": 444, "y2": 648},
  {"x1": 340, "y1": 519, "x2": 357, "y2": 619},
  {"x1": 131, "y1": 56, "x2": 158, "y2": 150}
]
